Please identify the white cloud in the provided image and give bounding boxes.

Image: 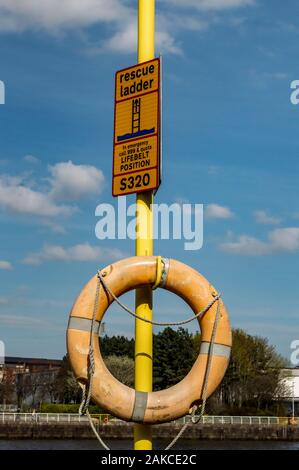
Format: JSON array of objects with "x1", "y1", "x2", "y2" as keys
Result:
[
  {"x1": 49, "y1": 160, "x2": 105, "y2": 202},
  {"x1": 40, "y1": 219, "x2": 66, "y2": 234},
  {"x1": 0, "y1": 260, "x2": 12, "y2": 270},
  {"x1": 0, "y1": 0, "x2": 254, "y2": 55},
  {"x1": 269, "y1": 228, "x2": 299, "y2": 252},
  {"x1": 164, "y1": 15, "x2": 208, "y2": 32},
  {"x1": 220, "y1": 234, "x2": 269, "y2": 255},
  {"x1": 155, "y1": 12, "x2": 209, "y2": 54},
  {"x1": 220, "y1": 227, "x2": 299, "y2": 255},
  {"x1": 155, "y1": 30, "x2": 183, "y2": 55},
  {"x1": 23, "y1": 243, "x2": 127, "y2": 265},
  {"x1": 0, "y1": 161, "x2": 104, "y2": 227},
  {"x1": 101, "y1": 20, "x2": 137, "y2": 54},
  {"x1": 0, "y1": 0, "x2": 130, "y2": 33},
  {"x1": 161, "y1": 0, "x2": 254, "y2": 11},
  {"x1": 250, "y1": 69, "x2": 289, "y2": 88},
  {"x1": 24, "y1": 155, "x2": 40, "y2": 164},
  {"x1": 271, "y1": 72, "x2": 289, "y2": 80},
  {"x1": 0, "y1": 297, "x2": 8, "y2": 305},
  {"x1": 205, "y1": 203, "x2": 234, "y2": 219},
  {"x1": 101, "y1": 8, "x2": 208, "y2": 55},
  {"x1": 0, "y1": 174, "x2": 73, "y2": 218},
  {"x1": 0, "y1": 313, "x2": 61, "y2": 330},
  {"x1": 87, "y1": 15, "x2": 183, "y2": 55},
  {"x1": 0, "y1": 0, "x2": 254, "y2": 35},
  {"x1": 254, "y1": 210, "x2": 281, "y2": 225},
  {"x1": 207, "y1": 165, "x2": 221, "y2": 175}
]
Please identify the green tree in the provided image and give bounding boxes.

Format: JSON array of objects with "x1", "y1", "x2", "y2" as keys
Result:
[
  {"x1": 0, "y1": 368, "x2": 15, "y2": 405},
  {"x1": 51, "y1": 328, "x2": 288, "y2": 415},
  {"x1": 54, "y1": 355, "x2": 81, "y2": 404},
  {"x1": 153, "y1": 327, "x2": 194, "y2": 390},
  {"x1": 100, "y1": 335, "x2": 134, "y2": 359},
  {"x1": 211, "y1": 328, "x2": 288, "y2": 415},
  {"x1": 104, "y1": 355, "x2": 134, "y2": 387}
]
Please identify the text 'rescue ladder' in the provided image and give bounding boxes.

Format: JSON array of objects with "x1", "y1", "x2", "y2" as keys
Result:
[{"x1": 112, "y1": 58, "x2": 161, "y2": 197}]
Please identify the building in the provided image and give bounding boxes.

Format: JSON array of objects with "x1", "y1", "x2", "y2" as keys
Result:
[
  {"x1": 278, "y1": 368, "x2": 299, "y2": 416},
  {"x1": 0, "y1": 356, "x2": 62, "y2": 410},
  {"x1": 1, "y1": 356, "x2": 62, "y2": 374}
]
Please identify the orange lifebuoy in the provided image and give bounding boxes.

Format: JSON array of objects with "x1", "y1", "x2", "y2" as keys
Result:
[{"x1": 67, "y1": 256, "x2": 232, "y2": 424}]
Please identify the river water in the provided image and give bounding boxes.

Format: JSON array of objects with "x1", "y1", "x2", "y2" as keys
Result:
[{"x1": 0, "y1": 440, "x2": 299, "y2": 450}]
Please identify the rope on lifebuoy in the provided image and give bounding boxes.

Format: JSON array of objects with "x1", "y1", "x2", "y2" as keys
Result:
[{"x1": 68, "y1": 256, "x2": 231, "y2": 449}]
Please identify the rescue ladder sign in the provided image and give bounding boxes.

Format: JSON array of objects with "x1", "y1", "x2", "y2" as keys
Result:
[{"x1": 112, "y1": 58, "x2": 161, "y2": 197}]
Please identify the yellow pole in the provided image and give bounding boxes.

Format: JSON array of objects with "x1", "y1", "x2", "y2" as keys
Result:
[{"x1": 134, "y1": 0, "x2": 155, "y2": 451}]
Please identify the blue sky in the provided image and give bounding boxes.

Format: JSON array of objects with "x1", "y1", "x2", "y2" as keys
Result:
[{"x1": 0, "y1": 0, "x2": 299, "y2": 360}]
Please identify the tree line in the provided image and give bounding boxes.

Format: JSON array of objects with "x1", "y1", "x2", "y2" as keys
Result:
[
  {"x1": 55, "y1": 327, "x2": 288, "y2": 415},
  {"x1": 0, "y1": 328, "x2": 289, "y2": 415}
]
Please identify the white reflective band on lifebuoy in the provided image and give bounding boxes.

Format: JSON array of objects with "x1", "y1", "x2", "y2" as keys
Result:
[
  {"x1": 131, "y1": 391, "x2": 148, "y2": 422},
  {"x1": 67, "y1": 256, "x2": 232, "y2": 424},
  {"x1": 68, "y1": 316, "x2": 101, "y2": 335},
  {"x1": 199, "y1": 342, "x2": 231, "y2": 358},
  {"x1": 159, "y1": 257, "x2": 170, "y2": 287}
]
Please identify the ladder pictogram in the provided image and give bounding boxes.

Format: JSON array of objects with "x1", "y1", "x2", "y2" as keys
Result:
[{"x1": 132, "y1": 98, "x2": 141, "y2": 134}]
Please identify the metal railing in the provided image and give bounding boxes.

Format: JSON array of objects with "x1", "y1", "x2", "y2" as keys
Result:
[
  {"x1": 0, "y1": 413, "x2": 113, "y2": 424},
  {"x1": 0, "y1": 405, "x2": 18, "y2": 412},
  {"x1": 0, "y1": 413, "x2": 297, "y2": 425},
  {"x1": 181, "y1": 415, "x2": 298, "y2": 425}
]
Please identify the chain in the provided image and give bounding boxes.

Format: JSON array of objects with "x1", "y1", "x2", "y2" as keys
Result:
[
  {"x1": 165, "y1": 298, "x2": 222, "y2": 449},
  {"x1": 79, "y1": 267, "x2": 222, "y2": 451},
  {"x1": 97, "y1": 270, "x2": 220, "y2": 327}
]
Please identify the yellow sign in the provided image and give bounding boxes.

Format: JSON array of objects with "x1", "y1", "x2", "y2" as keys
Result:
[{"x1": 113, "y1": 58, "x2": 160, "y2": 197}]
